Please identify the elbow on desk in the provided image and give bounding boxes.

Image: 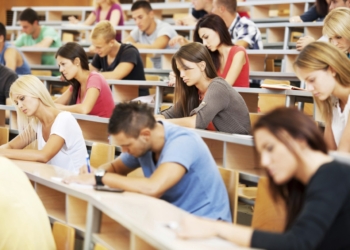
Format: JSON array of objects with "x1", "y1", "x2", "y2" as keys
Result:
[
  {"x1": 34, "y1": 153, "x2": 52, "y2": 163},
  {"x1": 137, "y1": 184, "x2": 164, "y2": 198}
]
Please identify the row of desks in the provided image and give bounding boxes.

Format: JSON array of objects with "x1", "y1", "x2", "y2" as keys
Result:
[{"x1": 14, "y1": 159, "x2": 252, "y2": 250}]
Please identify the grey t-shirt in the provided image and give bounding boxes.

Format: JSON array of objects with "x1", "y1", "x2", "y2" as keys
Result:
[
  {"x1": 130, "y1": 19, "x2": 178, "y2": 68},
  {"x1": 162, "y1": 77, "x2": 251, "y2": 134}
]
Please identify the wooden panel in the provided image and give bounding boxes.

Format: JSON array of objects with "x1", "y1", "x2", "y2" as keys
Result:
[
  {"x1": 248, "y1": 54, "x2": 266, "y2": 71},
  {"x1": 251, "y1": 177, "x2": 286, "y2": 232},
  {"x1": 240, "y1": 93, "x2": 258, "y2": 113},
  {"x1": 0, "y1": 127, "x2": 9, "y2": 145},
  {"x1": 258, "y1": 94, "x2": 286, "y2": 113},
  {"x1": 36, "y1": 183, "x2": 66, "y2": 222},
  {"x1": 202, "y1": 138, "x2": 224, "y2": 168},
  {"x1": 23, "y1": 52, "x2": 42, "y2": 65},
  {"x1": 67, "y1": 195, "x2": 88, "y2": 231},
  {"x1": 130, "y1": 234, "x2": 156, "y2": 250},
  {"x1": 77, "y1": 120, "x2": 109, "y2": 143},
  {"x1": 225, "y1": 143, "x2": 256, "y2": 170},
  {"x1": 267, "y1": 27, "x2": 285, "y2": 43},
  {"x1": 0, "y1": 110, "x2": 5, "y2": 127},
  {"x1": 112, "y1": 85, "x2": 138, "y2": 102}
]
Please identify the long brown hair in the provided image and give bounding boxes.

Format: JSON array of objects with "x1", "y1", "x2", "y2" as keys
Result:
[
  {"x1": 253, "y1": 107, "x2": 328, "y2": 230},
  {"x1": 293, "y1": 41, "x2": 350, "y2": 123},
  {"x1": 171, "y1": 42, "x2": 218, "y2": 116}
]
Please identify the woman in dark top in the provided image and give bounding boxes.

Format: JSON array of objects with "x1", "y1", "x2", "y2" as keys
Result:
[
  {"x1": 175, "y1": 107, "x2": 350, "y2": 250},
  {"x1": 290, "y1": 0, "x2": 328, "y2": 22},
  {"x1": 157, "y1": 42, "x2": 250, "y2": 134}
]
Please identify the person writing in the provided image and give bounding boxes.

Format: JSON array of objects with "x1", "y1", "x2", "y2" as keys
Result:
[
  {"x1": 159, "y1": 42, "x2": 250, "y2": 134},
  {"x1": 64, "y1": 102, "x2": 232, "y2": 222},
  {"x1": 0, "y1": 75, "x2": 87, "y2": 173},
  {"x1": 54, "y1": 42, "x2": 115, "y2": 118},
  {"x1": 294, "y1": 41, "x2": 350, "y2": 152},
  {"x1": 175, "y1": 107, "x2": 350, "y2": 250}
]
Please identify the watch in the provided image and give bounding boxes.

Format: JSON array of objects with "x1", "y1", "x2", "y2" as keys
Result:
[{"x1": 95, "y1": 169, "x2": 106, "y2": 186}]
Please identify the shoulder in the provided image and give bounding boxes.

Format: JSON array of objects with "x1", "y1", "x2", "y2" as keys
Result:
[
  {"x1": 111, "y1": 3, "x2": 122, "y2": 10},
  {"x1": 236, "y1": 16, "x2": 258, "y2": 29},
  {"x1": 88, "y1": 71, "x2": 105, "y2": 81},
  {"x1": 208, "y1": 77, "x2": 232, "y2": 91},
  {"x1": 54, "y1": 111, "x2": 76, "y2": 125},
  {"x1": 121, "y1": 44, "x2": 139, "y2": 54},
  {"x1": 231, "y1": 45, "x2": 247, "y2": 53},
  {"x1": 163, "y1": 121, "x2": 199, "y2": 141},
  {"x1": 310, "y1": 160, "x2": 350, "y2": 188}
]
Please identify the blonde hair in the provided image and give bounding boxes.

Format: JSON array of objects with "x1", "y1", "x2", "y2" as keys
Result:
[
  {"x1": 293, "y1": 41, "x2": 350, "y2": 123},
  {"x1": 323, "y1": 7, "x2": 350, "y2": 46},
  {"x1": 9, "y1": 75, "x2": 56, "y2": 147},
  {"x1": 94, "y1": 0, "x2": 118, "y2": 9},
  {"x1": 91, "y1": 20, "x2": 116, "y2": 42}
]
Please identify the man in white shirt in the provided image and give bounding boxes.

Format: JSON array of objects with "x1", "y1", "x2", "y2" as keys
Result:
[{"x1": 123, "y1": 1, "x2": 178, "y2": 68}]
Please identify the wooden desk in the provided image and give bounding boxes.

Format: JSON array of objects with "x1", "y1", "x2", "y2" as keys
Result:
[{"x1": 13, "y1": 159, "x2": 251, "y2": 250}]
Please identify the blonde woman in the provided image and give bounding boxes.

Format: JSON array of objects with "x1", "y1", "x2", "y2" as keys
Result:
[
  {"x1": 69, "y1": 0, "x2": 124, "y2": 41},
  {"x1": 294, "y1": 41, "x2": 350, "y2": 152},
  {"x1": 323, "y1": 7, "x2": 350, "y2": 58},
  {"x1": 0, "y1": 75, "x2": 87, "y2": 173}
]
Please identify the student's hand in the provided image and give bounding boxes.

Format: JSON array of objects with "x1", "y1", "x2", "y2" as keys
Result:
[
  {"x1": 289, "y1": 16, "x2": 303, "y2": 23},
  {"x1": 168, "y1": 71, "x2": 177, "y2": 87},
  {"x1": 63, "y1": 173, "x2": 96, "y2": 185},
  {"x1": 79, "y1": 165, "x2": 97, "y2": 174},
  {"x1": 296, "y1": 36, "x2": 315, "y2": 51},
  {"x1": 154, "y1": 114, "x2": 165, "y2": 120},
  {"x1": 175, "y1": 215, "x2": 217, "y2": 239},
  {"x1": 68, "y1": 16, "x2": 80, "y2": 24},
  {"x1": 59, "y1": 75, "x2": 66, "y2": 82},
  {"x1": 169, "y1": 36, "x2": 189, "y2": 47}
]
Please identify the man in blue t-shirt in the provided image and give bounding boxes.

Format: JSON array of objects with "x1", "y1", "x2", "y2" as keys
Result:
[{"x1": 65, "y1": 102, "x2": 231, "y2": 222}]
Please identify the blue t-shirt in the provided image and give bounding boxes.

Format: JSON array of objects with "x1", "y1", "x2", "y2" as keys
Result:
[
  {"x1": 120, "y1": 121, "x2": 232, "y2": 222},
  {"x1": 0, "y1": 42, "x2": 31, "y2": 75}
]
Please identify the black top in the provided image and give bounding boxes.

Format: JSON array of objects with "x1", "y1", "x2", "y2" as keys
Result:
[
  {"x1": 191, "y1": 8, "x2": 207, "y2": 19},
  {"x1": 91, "y1": 44, "x2": 148, "y2": 96},
  {"x1": 0, "y1": 65, "x2": 18, "y2": 104},
  {"x1": 251, "y1": 160, "x2": 350, "y2": 250},
  {"x1": 300, "y1": 5, "x2": 325, "y2": 22}
]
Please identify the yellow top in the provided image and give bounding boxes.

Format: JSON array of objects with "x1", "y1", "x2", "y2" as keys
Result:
[{"x1": 0, "y1": 157, "x2": 56, "y2": 250}]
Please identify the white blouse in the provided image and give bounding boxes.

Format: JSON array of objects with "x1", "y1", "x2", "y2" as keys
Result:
[
  {"x1": 332, "y1": 95, "x2": 350, "y2": 146},
  {"x1": 36, "y1": 111, "x2": 87, "y2": 173}
]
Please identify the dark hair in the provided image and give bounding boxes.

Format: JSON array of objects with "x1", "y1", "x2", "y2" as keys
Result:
[
  {"x1": 252, "y1": 107, "x2": 328, "y2": 230},
  {"x1": 171, "y1": 42, "x2": 218, "y2": 117},
  {"x1": 55, "y1": 42, "x2": 89, "y2": 105},
  {"x1": 19, "y1": 8, "x2": 39, "y2": 24},
  {"x1": 108, "y1": 102, "x2": 156, "y2": 138},
  {"x1": 131, "y1": 0, "x2": 153, "y2": 12},
  {"x1": 0, "y1": 22, "x2": 6, "y2": 39},
  {"x1": 215, "y1": 0, "x2": 237, "y2": 14},
  {"x1": 194, "y1": 14, "x2": 233, "y2": 71},
  {"x1": 316, "y1": 0, "x2": 329, "y2": 17}
]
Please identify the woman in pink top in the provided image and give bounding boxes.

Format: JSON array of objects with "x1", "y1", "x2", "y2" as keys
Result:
[
  {"x1": 54, "y1": 42, "x2": 115, "y2": 118},
  {"x1": 194, "y1": 14, "x2": 249, "y2": 87},
  {"x1": 69, "y1": 0, "x2": 124, "y2": 41}
]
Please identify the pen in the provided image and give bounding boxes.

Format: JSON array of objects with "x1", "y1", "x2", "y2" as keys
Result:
[{"x1": 86, "y1": 154, "x2": 91, "y2": 173}]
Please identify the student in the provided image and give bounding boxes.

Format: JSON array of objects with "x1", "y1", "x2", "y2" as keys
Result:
[
  {"x1": 169, "y1": 14, "x2": 249, "y2": 87},
  {"x1": 54, "y1": 42, "x2": 115, "y2": 118},
  {"x1": 289, "y1": 0, "x2": 329, "y2": 23},
  {"x1": 0, "y1": 75, "x2": 87, "y2": 172},
  {"x1": 0, "y1": 157, "x2": 56, "y2": 249},
  {"x1": 211, "y1": 0, "x2": 263, "y2": 49},
  {"x1": 296, "y1": 0, "x2": 349, "y2": 51},
  {"x1": 14, "y1": 8, "x2": 61, "y2": 65},
  {"x1": 123, "y1": 0, "x2": 178, "y2": 69},
  {"x1": 0, "y1": 23, "x2": 31, "y2": 74},
  {"x1": 294, "y1": 41, "x2": 350, "y2": 152},
  {"x1": 89, "y1": 21, "x2": 149, "y2": 96},
  {"x1": 175, "y1": 107, "x2": 350, "y2": 250},
  {"x1": 159, "y1": 42, "x2": 250, "y2": 134},
  {"x1": 0, "y1": 65, "x2": 18, "y2": 105},
  {"x1": 323, "y1": 7, "x2": 350, "y2": 57},
  {"x1": 68, "y1": 0, "x2": 124, "y2": 42},
  {"x1": 175, "y1": 0, "x2": 213, "y2": 26},
  {"x1": 64, "y1": 102, "x2": 232, "y2": 222}
]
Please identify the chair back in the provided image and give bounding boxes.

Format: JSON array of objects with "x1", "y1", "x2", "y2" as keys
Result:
[
  {"x1": 52, "y1": 221, "x2": 75, "y2": 250},
  {"x1": 90, "y1": 142, "x2": 115, "y2": 168}
]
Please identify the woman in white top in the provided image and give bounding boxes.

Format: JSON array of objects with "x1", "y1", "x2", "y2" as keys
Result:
[
  {"x1": 0, "y1": 75, "x2": 87, "y2": 173},
  {"x1": 294, "y1": 41, "x2": 350, "y2": 152}
]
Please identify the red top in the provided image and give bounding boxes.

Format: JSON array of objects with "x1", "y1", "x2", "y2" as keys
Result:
[
  {"x1": 238, "y1": 12, "x2": 250, "y2": 19},
  {"x1": 217, "y1": 46, "x2": 250, "y2": 88},
  {"x1": 70, "y1": 72, "x2": 115, "y2": 118}
]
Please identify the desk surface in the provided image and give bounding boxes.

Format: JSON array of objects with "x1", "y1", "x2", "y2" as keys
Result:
[{"x1": 13, "y1": 159, "x2": 253, "y2": 250}]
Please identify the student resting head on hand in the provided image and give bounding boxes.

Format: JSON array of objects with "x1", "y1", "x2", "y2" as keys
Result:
[
  {"x1": 0, "y1": 75, "x2": 87, "y2": 173},
  {"x1": 294, "y1": 41, "x2": 350, "y2": 152},
  {"x1": 54, "y1": 42, "x2": 115, "y2": 118},
  {"x1": 158, "y1": 42, "x2": 251, "y2": 134},
  {"x1": 174, "y1": 107, "x2": 350, "y2": 250}
]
